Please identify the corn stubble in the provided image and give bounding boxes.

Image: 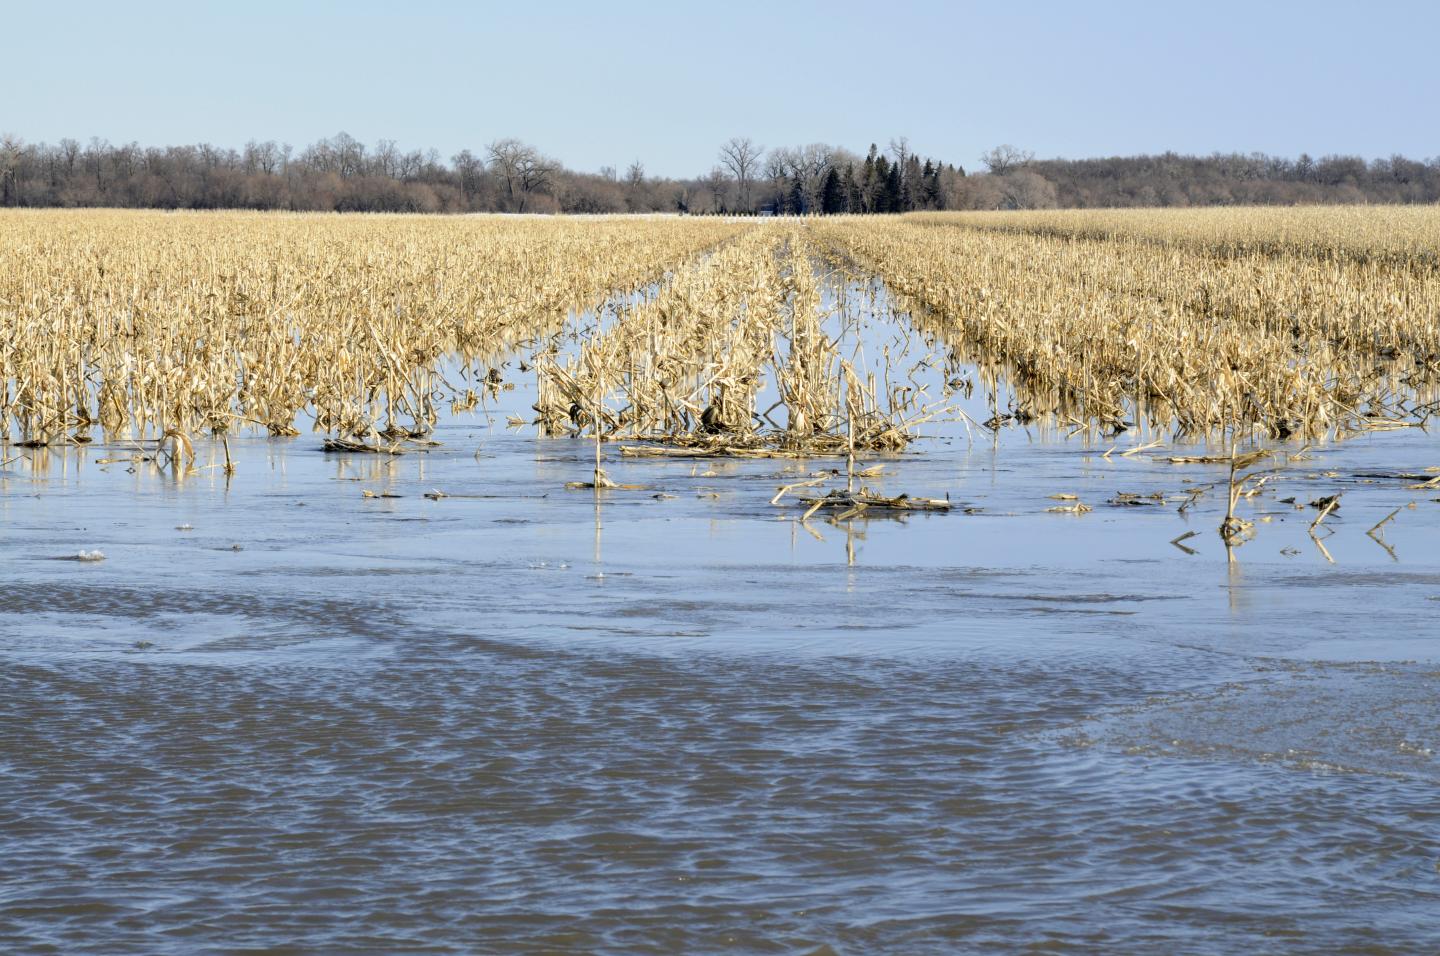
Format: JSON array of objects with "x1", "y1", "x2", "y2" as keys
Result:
[
  {"x1": 0, "y1": 210, "x2": 743, "y2": 463},
  {"x1": 536, "y1": 226, "x2": 940, "y2": 459},
  {"x1": 3, "y1": 206, "x2": 1437, "y2": 484},
  {"x1": 816, "y1": 207, "x2": 1440, "y2": 441}
]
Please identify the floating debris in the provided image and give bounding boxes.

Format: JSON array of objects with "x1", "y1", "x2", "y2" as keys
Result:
[
  {"x1": 790, "y1": 488, "x2": 952, "y2": 522},
  {"x1": 1108, "y1": 492, "x2": 1165, "y2": 507},
  {"x1": 1310, "y1": 495, "x2": 1343, "y2": 532},
  {"x1": 323, "y1": 438, "x2": 407, "y2": 455}
]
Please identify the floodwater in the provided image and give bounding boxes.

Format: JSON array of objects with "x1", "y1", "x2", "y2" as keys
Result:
[{"x1": 4, "y1": 297, "x2": 1440, "y2": 953}]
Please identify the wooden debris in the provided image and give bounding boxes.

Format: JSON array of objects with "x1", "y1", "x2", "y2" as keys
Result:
[
  {"x1": 1108, "y1": 492, "x2": 1166, "y2": 507},
  {"x1": 323, "y1": 437, "x2": 406, "y2": 455},
  {"x1": 1309, "y1": 495, "x2": 1342, "y2": 532},
  {"x1": 784, "y1": 487, "x2": 952, "y2": 521}
]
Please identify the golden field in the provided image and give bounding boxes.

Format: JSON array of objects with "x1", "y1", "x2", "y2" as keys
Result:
[
  {"x1": 0, "y1": 210, "x2": 741, "y2": 452},
  {"x1": 817, "y1": 208, "x2": 1440, "y2": 439},
  {"x1": 1, "y1": 206, "x2": 1436, "y2": 464}
]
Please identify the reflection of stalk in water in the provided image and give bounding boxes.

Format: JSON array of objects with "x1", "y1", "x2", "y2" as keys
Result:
[
  {"x1": 593, "y1": 493, "x2": 603, "y2": 570},
  {"x1": 1225, "y1": 553, "x2": 1245, "y2": 610},
  {"x1": 1366, "y1": 509, "x2": 1401, "y2": 561}
]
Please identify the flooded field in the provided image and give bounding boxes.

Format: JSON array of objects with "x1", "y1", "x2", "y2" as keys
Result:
[
  {"x1": 4, "y1": 209, "x2": 1440, "y2": 953},
  {"x1": 5, "y1": 366, "x2": 1440, "y2": 954}
]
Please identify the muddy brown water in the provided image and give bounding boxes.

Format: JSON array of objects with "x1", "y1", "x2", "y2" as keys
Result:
[{"x1": 4, "y1": 295, "x2": 1440, "y2": 952}]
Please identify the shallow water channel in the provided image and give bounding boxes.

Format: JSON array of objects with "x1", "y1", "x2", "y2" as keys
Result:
[{"x1": 4, "y1": 287, "x2": 1440, "y2": 953}]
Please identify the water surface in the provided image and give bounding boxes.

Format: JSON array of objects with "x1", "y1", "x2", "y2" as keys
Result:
[{"x1": 4, "y1": 316, "x2": 1440, "y2": 953}]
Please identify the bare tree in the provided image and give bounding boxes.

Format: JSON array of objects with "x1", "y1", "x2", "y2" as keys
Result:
[
  {"x1": 998, "y1": 170, "x2": 1057, "y2": 210},
  {"x1": 486, "y1": 138, "x2": 555, "y2": 212},
  {"x1": 516, "y1": 153, "x2": 556, "y2": 207},
  {"x1": 624, "y1": 160, "x2": 647, "y2": 211},
  {"x1": 84, "y1": 138, "x2": 111, "y2": 193},
  {"x1": 0, "y1": 133, "x2": 22, "y2": 204},
  {"x1": 888, "y1": 136, "x2": 910, "y2": 168},
  {"x1": 301, "y1": 136, "x2": 338, "y2": 174},
  {"x1": 888, "y1": 136, "x2": 910, "y2": 187},
  {"x1": 766, "y1": 143, "x2": 835, "y2": 213},
  {"x1": 795, "y1": 144, "x2": 835, "y2": 212},
  {"x1": 243, "y1": 140, "x2": 281, "y2": 176},
  {"x1": 764, "y1": 148, "x2": 792, "y2": 210},
  {"x1": 889, "y1": 136, "x2": 913, "y2": 208},
  {"x1": 373, "y1": 139, "x2": 400, "y2": 178},
  {"x1": 704, "y1": 166, "x2": 729, "y2": 212},
  {"x1": 718, "y1": 136, "x2": 762, "y2": 211},
  {"x1": 452, "y1": 149, "x2": 484, "y2": 206},
  {"x1": 980, "y1": 144, "x2": 1035, "y2": 175},
  {"x1": 397, "y1": 149, "x2": 422, "y2": 180},
  {"x1": 332, "y1": 132, "x2": 365, "y2": 178},
  {"x1": 486, "y1": 139, "x2": 523, "y2": 208},
  {"x1": 58, "y1": 138, "x2": 80, "y2": 174}
]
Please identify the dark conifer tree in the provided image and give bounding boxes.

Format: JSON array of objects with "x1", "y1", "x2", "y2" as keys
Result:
[
  {"x1": 872, "y1": 155, "x2": 891, "y2": 212},
  {"x1": 788, "y1": 175, "x2": 806, "y2": 215},
  {"x1": 884, "y1": 160, "x2": 902, "y2": 212},
  {"x1": 820, "y1": 167, "x2": 845, "y2": 214},
  {"x1": 921, "y1": 159, "x2": 939, "y2": 208}
]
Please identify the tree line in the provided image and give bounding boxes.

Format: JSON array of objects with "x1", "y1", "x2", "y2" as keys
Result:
[
  {"x1": 1027, "y1": 151, "x2": 1440, "y2": 207},
  {"x1": 1, "y1": 131, "x2": 1437, "y2": 213}
]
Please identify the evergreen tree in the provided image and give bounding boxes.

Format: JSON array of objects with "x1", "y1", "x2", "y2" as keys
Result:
[
  {"x1": 872, "y1": 155, "x2": 891, "y2": 212},
  {"x1": 788, "y1": 175, "x2": 806, "y2": 215},
  {"x1": 884, "y1": 160, "x2": 902, "y2": 212},
  {"x1": 861, "y1": 145, "x2": 878, "y2": 212},
  {"x1": 820, "y1": 167, "x2": 845, "y2": 214}
]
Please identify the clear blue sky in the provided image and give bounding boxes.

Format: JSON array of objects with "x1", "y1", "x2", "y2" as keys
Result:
[{"x1": 8, "y1": 0, "x2": 1437, "y2": 176}]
